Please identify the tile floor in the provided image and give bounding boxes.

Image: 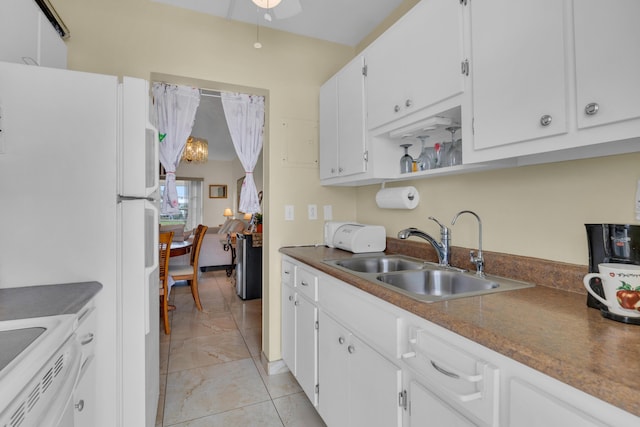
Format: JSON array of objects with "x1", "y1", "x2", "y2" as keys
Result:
[{"x1": 156, "y1": 270, "x2": 327, "y2": 427}]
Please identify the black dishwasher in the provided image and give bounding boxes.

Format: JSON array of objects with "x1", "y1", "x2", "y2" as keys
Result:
[{"x1": 235, "y1": 233, "x2": 262, "y2": 300}]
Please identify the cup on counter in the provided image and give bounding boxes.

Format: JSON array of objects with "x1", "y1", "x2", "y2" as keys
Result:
[{"x1": 583, "y1": 263, "x2": 640, "y2": 318}]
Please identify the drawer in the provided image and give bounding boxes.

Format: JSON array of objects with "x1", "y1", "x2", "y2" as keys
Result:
[
  {"x1": 282, "y1": 260, "x2": 295, "y2": 287},
  {"x1": 296, "y1": 266, "x2": 318, "y2": 301},
  {"x1": 405, "y1": 327, "x2": 499, "y2": 427}
]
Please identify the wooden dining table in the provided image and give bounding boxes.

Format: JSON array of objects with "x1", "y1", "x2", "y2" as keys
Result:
[{"x1": 169, "y1": 239, "x2": 192, "y2": 257}]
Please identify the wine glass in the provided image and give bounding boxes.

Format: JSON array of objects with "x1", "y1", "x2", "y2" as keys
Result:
[
  {"x1": 400, "y1": 144, "x2": 413, "y2": 174},
  {"x1": 445, "y1": 126, "x2": 461, "y2": 167}
]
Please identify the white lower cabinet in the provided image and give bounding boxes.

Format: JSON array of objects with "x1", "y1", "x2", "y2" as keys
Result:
[
  {"x1": 73, "y1": 302, "x2": 98, "y2": 425},
  {"x1": 509, "y1": 379, "x2": 605, "y2": 427},
  {"x1": 318, "y1": 311, "x2": 402, "y2": 427},
  {"x1": 280, "y1": 259, "x2": 319, "y2": 406},
  {"x1": 409, "y1": 380, "x2": 475, "y2": 427},
  {"x1": 282, "y1": 258, "x2": 639, "y2": 427}
]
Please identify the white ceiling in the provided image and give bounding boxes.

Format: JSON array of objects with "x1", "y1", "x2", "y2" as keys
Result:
[{"x1": 152, "y1": 0, "x2": 406, "y2": 47}]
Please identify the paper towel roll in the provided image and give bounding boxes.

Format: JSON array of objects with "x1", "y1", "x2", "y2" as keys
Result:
[{"x1": 375, "y1": 186, "x2": 420, "y2": 209}]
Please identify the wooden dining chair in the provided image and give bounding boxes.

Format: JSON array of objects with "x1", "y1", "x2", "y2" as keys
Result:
[
  {"x1": 169, "y1": 224, "x2": 208, "y2": 311},
  {"x1": 159, "y1": 231, "x2": 173, "y2": 334}
]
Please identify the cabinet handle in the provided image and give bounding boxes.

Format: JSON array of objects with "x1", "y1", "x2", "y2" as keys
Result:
[
  {"x1": 284, "y1": 270, "x2": 290, "y2": 275},
  {"x1": 338, "y1": 337, "x2": 345, "y2": 345},
  {"x1": 405, "y1": 99, "x2": 413, "y2": 108},
  {"x1": 394, "y1": 105, "x2": 401, "y2": 113},
  {"x1": 300, "y1": 281, "x2": 309, "y2": 287},
  {"x1": 347, "y1": 345, "x2": 355, "y2": 354},
  {"x1": 288, "y1": 295, "x2": 293, "y2": 301},
  {"x1": 540, "y1": 115, "x2": 552, "y2": 127},
  {"x1": 338, "y1": 167, "x2": 344, "y2": 173},
  {"x1": 585, "y1": 102, "x2": 599, "y2": 116},
  {"x1": 80, "y1": 333, "x2": 94, "y2": 346},
  {"x1": 75, "y1": 399, "x2": 85, "y2": 412}
]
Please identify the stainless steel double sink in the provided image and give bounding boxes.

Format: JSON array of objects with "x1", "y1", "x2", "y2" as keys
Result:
[{"x1": 322, "y1": 254, "x2": 534, "y2": 303}]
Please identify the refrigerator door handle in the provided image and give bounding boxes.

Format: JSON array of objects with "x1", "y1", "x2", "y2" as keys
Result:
[{"x1": 144, "y1": 199, "x2": 159, "y2": 335}]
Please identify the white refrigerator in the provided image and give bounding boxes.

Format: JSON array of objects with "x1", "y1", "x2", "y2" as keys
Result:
[{"x1": 0, "y1": 61, "x2": 160, "y2": 427}]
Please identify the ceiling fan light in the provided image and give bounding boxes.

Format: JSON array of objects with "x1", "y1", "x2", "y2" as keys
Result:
[{"x1": 252, "y1": 0, "x2": 282, "y2": 9}]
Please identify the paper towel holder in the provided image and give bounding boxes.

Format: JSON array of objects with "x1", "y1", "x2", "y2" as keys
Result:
[{"x1": 379, "y1": 182, "x2": 416, "y2": 201}]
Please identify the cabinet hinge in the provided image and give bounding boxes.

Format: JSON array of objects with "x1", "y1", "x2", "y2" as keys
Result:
[
  {"x1": 315, "y1": 320, "x2": 319, "y2": 330},
  {"x1": 461, "y1": 59, "x2": 469, "y2": 76},
  {"x1": 363, "y1": 150, "x2": 368, "y2": 163},
  {"x1": 315, "y1": 384, "x2": 320, "y2": 394},
  {"x1": 362, "y1": 65, "x2": 368, "y2": 77},
  {"x1": 399, "y1": 390, "x2": 408, "y2": 410},
  {"x1": 472, "y1": 117, "x2": 475, "y2": 135},
  {"x1": 459, "y1": 0, "x2": 468, "y2": 5}
]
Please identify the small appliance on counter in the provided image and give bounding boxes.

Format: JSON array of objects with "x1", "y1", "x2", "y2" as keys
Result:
[
  {"x1": 585, "y1": 224, "x2": 640, "y2": 324},
  {"x1": 324, "y1": 221, "x2": 386, "y2": 253}
]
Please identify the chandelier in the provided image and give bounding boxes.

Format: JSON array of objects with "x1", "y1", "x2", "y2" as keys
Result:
[
  {"x1": 181, "y1": 136, "x2": 208, "y2": 164},
  {"x1": 252, "y1": 0, "x2": 282, "y2": 8}
]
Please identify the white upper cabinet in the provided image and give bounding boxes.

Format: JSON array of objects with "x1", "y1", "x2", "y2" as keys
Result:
[
  {"x1": 573, "y1": 0, "x2": 640, "y2": 130},
  {"x1": 465, "y1": 0, "x2": 640, "y2": 164},
  {"x1": 366, "y1": 0, "x2": 464, "y2": 131},
  {"x1": 0, "y1": 0, "x2": 67, "y2": 68},
  {"x1": 469, "y1": 0, "x2": 568, "y2": 151},
  {"x1": 319, "y1": 55, "x2": 368, "y2": 183}
]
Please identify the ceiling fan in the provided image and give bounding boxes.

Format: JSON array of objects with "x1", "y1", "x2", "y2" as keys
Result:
[{"x1": 251, "y1": 0, "x2": 302, "y2": 22}]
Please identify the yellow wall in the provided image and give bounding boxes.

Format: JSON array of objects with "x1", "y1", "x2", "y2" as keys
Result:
[
  {"x1": 54, "y1": 0, "x2": 357, "y2": 362},
  {"x1": 356, "y1": 153, "x2": 640, "y2": 266}
]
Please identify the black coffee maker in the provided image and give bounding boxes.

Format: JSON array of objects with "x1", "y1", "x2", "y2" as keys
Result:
[{"x1": 585, "y1": 224, "x2": 640, "y2": 324}]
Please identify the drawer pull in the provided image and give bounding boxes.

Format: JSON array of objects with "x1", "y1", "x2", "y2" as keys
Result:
[
  {"x1": 347, "y1": 345, "x2": 355, "y2": 354},
  {"x1": 338, "y1": 337, "x2": 345, "y2": 345},
  {"x1": 430, "y1": 360, "x2": 459, "y2": 379},
  {"x1": 75, "y1": 399, "x2": 85, "y2": 412},
  {"x1": 80, "y1": 333, "x2": 95, "y2": 346},
  {"x1": 423, "y1": 354, "x2": 482, "y2": 383},
  {"x1": 300, "y1": 281, "x2": 309, "y2": 287}
]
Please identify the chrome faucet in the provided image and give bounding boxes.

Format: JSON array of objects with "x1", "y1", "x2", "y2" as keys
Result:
[
  {"x1": 451, "y1": 210, "x2": 484, "y2": 276},
  {"x1": 398, "y1": 217, "x2": 451, "y2": 267}
]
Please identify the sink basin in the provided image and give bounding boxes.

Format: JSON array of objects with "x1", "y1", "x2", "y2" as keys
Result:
[
  {"x1": 325, "y1": 255, "x2": 427, "y2": 273},
  {"x1": 323, "y1": 254, "x2": 534, "y2": 302},
  {"x1": 376, "y1": 269, "x2": 533, "y2": 302}
]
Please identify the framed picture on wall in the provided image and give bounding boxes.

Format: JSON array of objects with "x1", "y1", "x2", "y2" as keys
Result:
[{"x1": 209, "y1": 184, "x2": 227, "y2": 199}]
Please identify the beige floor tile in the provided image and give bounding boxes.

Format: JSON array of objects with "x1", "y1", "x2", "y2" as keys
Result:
[
  {"x1": 168, "y1": 401, "x2": 284, "y2": 427},
  {"x1": 272, "y1": 392, "x2": 327, "y2": 427},
  {"x1": 252, "y1": 355, "x2": 302, "y2": 400},
  {"x1": 170, "y1": 311, "x2": 237, "y2": 340},
  {"x1": 168, "y1": 330, "x2": 251, "y2": 373},
  {"x1": 163, "y1": 358, "x2": 270, "y2": 426},
  {"x1": 241, "y1": 327, "x2": 262, "y2": 356}
]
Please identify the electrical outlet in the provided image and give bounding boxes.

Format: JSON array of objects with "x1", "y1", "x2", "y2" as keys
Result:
[
  {"x1": 323, "y1": 205, "x2": 333, "y2": 221},
  {"x1": 308, "y1": 204, "x2": 318, "y2": 220},
  {"x1": 285, "y1": 205, "x2": 295, "y2": 221}
]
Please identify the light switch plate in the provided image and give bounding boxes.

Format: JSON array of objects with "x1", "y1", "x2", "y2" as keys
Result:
[
  {"x1": 308, "y1": 204, "x2": 318, "y2": 220},
  {"x1": 285, "y1": 205, "x2": 295, "y2": 221}
]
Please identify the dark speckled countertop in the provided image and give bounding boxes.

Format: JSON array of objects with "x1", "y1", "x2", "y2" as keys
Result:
[{"x1": 280, "y1": 244, "x2": 640, "y2": 418}]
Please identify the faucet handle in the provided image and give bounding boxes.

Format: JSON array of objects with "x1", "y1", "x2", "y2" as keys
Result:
[{"x1": 428, "y1": 217, "x2": 450, "y2": 237}]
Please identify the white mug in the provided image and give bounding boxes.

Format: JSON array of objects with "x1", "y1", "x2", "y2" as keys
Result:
[{"x1": 583, "y1": 263, "x2": 640, "y2": 318}]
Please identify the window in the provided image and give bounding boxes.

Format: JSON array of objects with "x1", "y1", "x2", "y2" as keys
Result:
[{"x1": 159, "y1": 178, "x2": 203, "y2": 231}]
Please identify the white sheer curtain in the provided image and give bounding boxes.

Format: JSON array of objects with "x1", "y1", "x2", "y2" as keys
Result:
[
  {"x1": 221, "y1": 93, "x2": 265, "y2": 214},
  {"x1": 152, "y1": 83, "x2": 201, "y2": 214}
]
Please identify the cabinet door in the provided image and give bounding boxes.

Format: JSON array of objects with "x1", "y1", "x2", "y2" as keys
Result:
[
  {"x1": 281, "y1": 284, "x2": 296, "y2": 374},
  {"x1": 409, "y1": 381, "x2": 475, "y2": 427},
  {"x1": 295, "y1": 294, "x2": 318, "y2": 406},
  {"x1": 367, "y1": 0, "x2": 464, "y2": 129},
  {"x1": 573, "y1": 0, "x2": 640, "y2": 130},
  {"x1": 337, "y1": 56, "x2": 367, "y2": 177},
  {"x1": 319, "y1": 75, "x2": 339, "y2": 180},
  {"x1": 0, "y1": 0, "x2": 39, "y2": 64},
  {"x1": 38, "y1": 13, "x2": 67, "y2": 69},
  {"x1": 470, "y1": 0, "x2": 567, "y2": 150},
  {"x1": 349, "y1": 334, "x2": 402, "y2": 427},
  {"x1": 318, "y1": 312, "x2": 350, "y2": 426}
]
